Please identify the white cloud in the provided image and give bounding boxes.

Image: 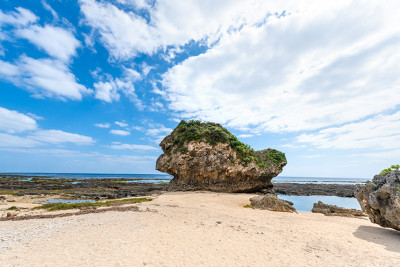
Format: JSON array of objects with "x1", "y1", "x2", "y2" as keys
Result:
[
  {"x1": 93, "y1": 69, "x2": 143, "y2": 108},
  {"x1": 29, "y1": 130, "x2": 95, "y2": 144},
  {"x1": 115, "y1": 121, "x2": 128, "y2": 127},
  {"x1": 16, "y1": 25, "x2": 81, "y2": 62},
  {"x1": 94, "y1": 123, "x2": 110, "y2": 128},
  {"x1": 0, "y1": 7, "x2": 38, "y2": 26},
  {"x1": 110, "y1": 129, "x2": 131, "y2": 136},
  {"x1": 237, "y1": 134, "x2": 253, "y2": 138},
  {"x1": 93, "y1": 80, "x2": 120, "y2": 102},
  {"x1": 109, "y1": 143, "x2": 157, "y2": 150},
  {"x1": 146, "y1": 124, "x2": 172, "y2": 137},
  {"x1": 26, "y1": 113, "x2": 44, "y2": 120},
  {"x1": 0, "y1": 56, "x2": 88, "y2": 100},
  {"x1": 297, "y1": 111, "x2": 400, "y2": 150},
  {"x1": 42, "y1": 1, "x2": 59, "y2": 20},
  {"x1": 0, "y1": 133, "x2": 40, "y2": 148},
  {"x1": 0, "y1": 106, "x2": 38, "y2": 133},
  {"x1": 160, "y1": 1, "x2": 400, "y2": 134},
  {"x1": 78, "y1": 0, "x2": 290, "y2": 60}
]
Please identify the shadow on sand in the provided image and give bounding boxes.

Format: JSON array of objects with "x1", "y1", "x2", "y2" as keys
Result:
[{"x1": 353, "y1": 225, "x2": 400, "y2": 253}]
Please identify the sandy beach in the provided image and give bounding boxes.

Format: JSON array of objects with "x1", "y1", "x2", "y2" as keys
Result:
[{"x1": 1, "y1": 192, "x2": 399, "y2": 267}]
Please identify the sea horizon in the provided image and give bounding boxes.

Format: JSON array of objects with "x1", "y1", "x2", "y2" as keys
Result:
[{"x1": 0, "y1": 172, "x2": 368, "y2": 184}]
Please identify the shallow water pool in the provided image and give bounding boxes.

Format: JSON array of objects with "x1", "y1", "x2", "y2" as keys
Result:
[{"x1": 278, "y1": 195, "x2": 361, "y2": 212}]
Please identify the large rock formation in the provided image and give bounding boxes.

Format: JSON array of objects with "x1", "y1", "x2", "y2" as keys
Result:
[
  {"x1": 355, "y1": 170, "x2": 400, "y2": 230},
  {"x1": 156, "y1": 120, "x2": 286, "y2": 192},
  {"x1": 250, "y1": 194, "x2": 296, "y2": 212},
  {"x1": 311, "y1": 201, "x2": 365, "y2": 217}
]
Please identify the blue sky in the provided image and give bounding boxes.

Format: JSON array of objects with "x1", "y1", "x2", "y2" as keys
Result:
[{"x1": 0, "y1": 0, "x2": 399, "y2": 178}]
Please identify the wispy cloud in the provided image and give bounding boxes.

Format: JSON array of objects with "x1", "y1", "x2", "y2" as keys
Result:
[
  {"x1": 115, "y1": 121, "x2": 128, "y2": 127},
  {"x1": 94, "y1": 123, "x2": 110, "y2": 128},
  {"x1": 0, "y1": 106, "x2": 37, "y2": 133},
  {"x1": 110, "y1": 129, "x2": 130, "y2": 136},
  {"x1": 29, "y1": 129, "x2": 95, "y2": 145},
  {"x1": 109, "y1": 143, "x2": 158, "y2": 150}
]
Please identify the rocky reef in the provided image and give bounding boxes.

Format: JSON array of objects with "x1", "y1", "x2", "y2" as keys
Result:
[
  {"x1": 311, "y1": 201, "x2": 365, "y2": 217},
  {"x1": 272, "y1": 183, "x2": 356, "y2": 197},
  {"x1": 250, "y1": 194, "x2": 296, "y2": 212},
  {"x1": 156, "y1": 120, "x2": 286, "y2": 193},
  {"x1": 355, "y1": 170, "x2": 400, "y2": 231}
]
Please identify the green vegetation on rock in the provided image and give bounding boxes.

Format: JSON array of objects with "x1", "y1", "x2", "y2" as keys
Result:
[
  {"x1": 161, "y1": 120, "x2": 286, "y2": 168},
  {"x1": 380, "y1": 165, "x2": 400, "y2": 175}
]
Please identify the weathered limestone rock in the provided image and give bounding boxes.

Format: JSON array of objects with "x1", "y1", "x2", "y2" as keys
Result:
[
  {"x1": 355, "y1": 171, "x2": 400, "y2": 230},
  {"x1": 250, "y1": 194, "x2": 296, "y2": 212},
  {"x1": 311, "y1": 201, "x2": 365, "y2": 217},
  {"x1": 156, "y1": 120, "x2": 286, "y2": 193}
]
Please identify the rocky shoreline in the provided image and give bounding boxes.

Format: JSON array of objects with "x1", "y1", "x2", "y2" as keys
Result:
[
  {"x1": 0, "y1": 175, "x2": 167, "y2": 200},
  {"x1": 272, "y1": 183, "x2": 357, "y2": 197},
  {"x1": 0, "y1": 175, "x2": 360, "y2": 198}
]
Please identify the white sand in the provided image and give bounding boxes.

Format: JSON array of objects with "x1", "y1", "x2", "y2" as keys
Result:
[{"x1": 1, "y1": 192, "x2": 399, "y2": 266}]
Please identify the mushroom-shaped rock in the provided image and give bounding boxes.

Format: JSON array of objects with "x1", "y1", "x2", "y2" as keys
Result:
[{"x1": 156, "y1": 120, "x2": 287, "y2": 193}]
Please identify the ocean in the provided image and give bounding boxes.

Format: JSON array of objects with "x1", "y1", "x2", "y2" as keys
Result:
[{"x1": 1, "y1": 173, "x2": 368, "y2": 185}]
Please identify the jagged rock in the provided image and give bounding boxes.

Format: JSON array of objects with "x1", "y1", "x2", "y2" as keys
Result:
[
  {"x1": 250, "y1": 194, "x2": 296, "y2": 212},
  {"x1": 156, "y1": 120, "x2": 286, "y2": 193},
  {"x1": 311, "y1": 201, "x2": 365, "y2": 217},
  {"x1": 355, "y1": 171, "x2": 400, "y2": 231}
]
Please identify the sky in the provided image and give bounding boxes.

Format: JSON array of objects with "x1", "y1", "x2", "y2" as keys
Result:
[{"x1": 0, "y1": 0, "x2": 399, "y2": 178}]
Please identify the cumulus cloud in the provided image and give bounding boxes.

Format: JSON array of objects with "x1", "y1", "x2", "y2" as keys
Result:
[
  {"x1": 109, "y1": 143, "x2": 157, "y2": 150},
  {"x1": 29, "y1": 130, "x2": 95, "y2": 144},
  {"x1": 94, "y1": 123, "x2": 110, "y2": 128},
  {"x1": 16, "y1": 25, "x2": 81, "y2": 62},
  {"x1": 93, "y1": 68, "x2": 143, "y2": 108},
  {"x1": 78, "y1": 0, "x2": 292, "y2": 60},
  {"x1": 160, "y1": 1, "x2": 400, "y2": 136},
  {"x1": 110, "y1": 129, "x2": 131, "y2": 136},
  {"x1": 0, "y1": 56, "x2": 88, "y2": 100},
  {"x1": 0, "y1": 106, "x2": 38, "y2": 133}
]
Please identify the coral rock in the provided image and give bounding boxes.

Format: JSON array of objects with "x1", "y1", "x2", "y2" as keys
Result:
[
  {"x1": 355, "y1": 171, "x2": 400, "y2": 231},
  {"x1": 311, "y1": 201, "x2": 365, "y2": 217},
  {"x1": 156, "y1": 120, "x2": 286, "y2": 193},
  {"x1": 250, "y1": 194, "x2": 296, "y2": 212}
]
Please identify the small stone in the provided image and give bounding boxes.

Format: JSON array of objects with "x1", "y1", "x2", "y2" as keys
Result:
[{"x1": 6, "y1": 211, "x2": 19, "y2": 217}]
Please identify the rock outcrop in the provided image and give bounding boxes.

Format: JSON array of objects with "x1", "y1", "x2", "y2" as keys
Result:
[
  {"x1": 311, "y1": 201, "x2": 365, "y2": 217},
  {"x1": 250, "y1": 194, "x2": 296, "y2": 212},
  {"x1": 355, "y1": 170, "x2": 400, "y2": 231},
  {"x1": 156, "y1": 120, "x2": 286, "y2": 193}
]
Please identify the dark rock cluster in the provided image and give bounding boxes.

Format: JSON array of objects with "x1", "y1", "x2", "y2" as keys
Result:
[{"x1": 311, "y1": 201, "x2": 365, "y2": 217}]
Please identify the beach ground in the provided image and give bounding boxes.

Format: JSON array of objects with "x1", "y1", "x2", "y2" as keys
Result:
[{"x1": 1, "y1": 192, "x2": 399, "y2": 266}]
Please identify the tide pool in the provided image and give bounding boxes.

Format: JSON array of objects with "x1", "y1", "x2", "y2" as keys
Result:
[{"x1": 278, "y1": 195, "x2": 361, "y2": 212}]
